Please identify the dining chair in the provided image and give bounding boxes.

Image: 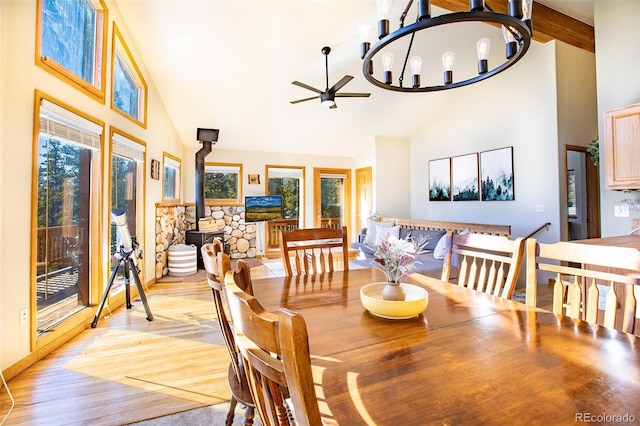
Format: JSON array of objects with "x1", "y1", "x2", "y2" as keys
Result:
[
  {"x1": 526, "y1": 238, "x2": 640, "y2": 335},
  {"x1": 280, "y1": 226, "x2": 349, "y2": 276},
  {"x1": 201, "y1": 243, "x2": 255, "y2": 426},
  {"x1": 440, "y1": 231, "x2": 525, "y2": 299},
  {"x1": 224, "y1": 271, "x2": 323, "y2": 426}
]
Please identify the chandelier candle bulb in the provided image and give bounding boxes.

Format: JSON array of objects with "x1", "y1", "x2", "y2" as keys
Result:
[
  {"x1": 442, "y1": 51, "x2": 454, "y2": 84},
  {"x1": 382, "y1": 51, "x2": 394, "y2": 84},
  {"x1": 377, "y1": 0, "x2": 392, "y2": 39},
  {"x1": 502, "y1": 25, "x2": 517, "y2": 59},
  {"x1": 476, "y1": 38, "x2": 491, "y2": 74},
  {"x1": 359, "y1": 24, "x2": 370, "y2": 59},
  {"x1": 410, "y1": 55, "x2": 422, "y2": 88}
]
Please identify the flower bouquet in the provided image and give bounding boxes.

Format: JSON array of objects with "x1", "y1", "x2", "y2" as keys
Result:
[{"x1": 367, "y1": 232, "x2": 429, "y2": 300}]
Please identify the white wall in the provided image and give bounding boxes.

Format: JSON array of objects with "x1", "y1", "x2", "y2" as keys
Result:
[
  {"x1": 183, "y1": 147, "x2": 358, "y2": 232},
  {"x1": 374, "y1": 136, "x2": 411, "y2": 218},
  {"x1": 594, "y1": 0, "x2": 640, "y2": 237},
  {"x1": 0, "y1": 0, "x2": 184, "y2": 369},
  {"x1": 555, "y1": 41, "x2": 599, "y2": 240},
  {"x1": 409, "y1": 41, "x2": 563, "y2": 242}
]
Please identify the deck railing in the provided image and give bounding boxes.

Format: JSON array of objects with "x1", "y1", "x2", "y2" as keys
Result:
[
  {"x1": 265, "y1": 218, "x2": 342, "y2": 251},
  {"x1": 36, "y1": 225, "x2": 78, "y2": 275}
]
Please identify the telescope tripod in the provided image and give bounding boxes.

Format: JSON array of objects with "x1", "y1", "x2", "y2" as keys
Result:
[{"x1": 91, "y1": 246, "x2": 153, "y2": 328}]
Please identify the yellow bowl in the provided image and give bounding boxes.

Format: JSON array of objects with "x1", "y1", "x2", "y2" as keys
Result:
[{"x1": 360, "y1": 282, "x2": 429, "y2": 320}]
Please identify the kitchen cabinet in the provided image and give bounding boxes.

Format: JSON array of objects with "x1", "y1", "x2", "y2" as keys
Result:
[{"x1": 604, "y1": 103, "x2": 640, "y2": 189}]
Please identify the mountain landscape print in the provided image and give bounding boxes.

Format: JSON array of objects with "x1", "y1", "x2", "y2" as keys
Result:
[
  {"x1": 452, "y1": 153, "x2": 479, "y2": 201},
  {"x1": 481, "y1": 147, "x2": 514, "y2": 201},
  {"x1": 429, "y1": 158, "x2": 451, "y2": 201}
]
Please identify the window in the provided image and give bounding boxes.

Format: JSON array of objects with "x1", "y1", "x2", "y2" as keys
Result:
[
  {"x1": 33, "y1": 92, "x2": 103, "y2": 336},
  {"x1": 110, "y1": 129, "x2": 145, "y2": 295},
  {"x1": 266, "y1": 165, "x2": 304, "y2": 225},
  {"x1": 111, "y1": 24, "x2": 147, "y2": 127},
  {"x1": 163, "y1": 152, "x2": 181, "y2": 202},
  {"x1": 314, "y1": 168, "x2": 351, "y2": 229},
  {"x1": 205, "y1": 162, "x2": 243, "y2": 205},
  {"x1": 567, "y1": 169, "x2": 577, "y2": 217},
  {"x1": 37, "y1": 0, "x2": 108, "y2": 102}
]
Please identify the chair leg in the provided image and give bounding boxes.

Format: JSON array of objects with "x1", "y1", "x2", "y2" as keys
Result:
[
  {"x1": 226, "y1": 396, "x2": 238, "y2": 426},
  {"x1": 243, "y1": 406, "x2": 255, "y2": 425}
]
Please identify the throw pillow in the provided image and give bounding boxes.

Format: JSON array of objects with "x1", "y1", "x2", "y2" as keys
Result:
[
  {"x1": 364, "y1": 219, "x2": 394, "y2": 246},
  {"x1": 375, "y1": 225, "x2": 400, "y2": 246},
  {"x1": 433, "y1": 233, "x2": 449, "y2": 260},
  {"x1": 434, "y1": 228, "x2": 472, "y2": 260},
  {"x1": 409, "y1": 229, "x2": 446, "y2": 251}
]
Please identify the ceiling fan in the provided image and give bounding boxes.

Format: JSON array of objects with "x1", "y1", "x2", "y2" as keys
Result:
[{"x1": 291, "y1": 46, "x2": 370, "y2": 109}]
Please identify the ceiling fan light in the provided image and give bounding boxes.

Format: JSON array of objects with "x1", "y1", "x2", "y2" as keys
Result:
[{"x1": 320, "y1": 92, "x2": 335, "y2": 107}]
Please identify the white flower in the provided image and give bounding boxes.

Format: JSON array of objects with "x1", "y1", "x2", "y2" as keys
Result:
[{"x1": 367, "y1": 233, "x2": 428, "y2": 283}]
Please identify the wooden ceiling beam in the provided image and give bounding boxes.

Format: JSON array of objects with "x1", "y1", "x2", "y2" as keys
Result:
[{"x1": 431, "y1": 0, "x2": 595, "y2": 53}]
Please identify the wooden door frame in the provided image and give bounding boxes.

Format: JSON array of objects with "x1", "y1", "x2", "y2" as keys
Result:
[
  {"x1": 313, "y1": 168, "x2": 352, "y2": 237},
  {"x1": 355, "y1": 166, "x2": 372, "y2": 235},
  {"x1": 565, "y1": 145, "x2": 600, "y2": 240}
]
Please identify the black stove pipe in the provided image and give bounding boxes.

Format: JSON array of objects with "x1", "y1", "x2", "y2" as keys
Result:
[{"x1": 195, "y1": 140, "x2": 212, "y2": 231}]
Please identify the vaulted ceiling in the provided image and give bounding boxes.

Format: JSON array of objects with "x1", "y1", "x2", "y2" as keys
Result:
[{"x1": 115, "y1": 0, "x2": 594, "y2": 157}]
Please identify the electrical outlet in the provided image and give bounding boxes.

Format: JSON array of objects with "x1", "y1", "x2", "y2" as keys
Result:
[
  {"x1": 535, "y1": 204, "x2": 544, "y2": 213},
  {"x1": 596, "y1": 285, "x2": 609, "y2": 311},
  {"x1": 20, "y1": 308, "x2": 28, "y2": 326}
]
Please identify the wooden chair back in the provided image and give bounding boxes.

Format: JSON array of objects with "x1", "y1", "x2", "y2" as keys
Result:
[
  {"x1": 280, "y1": 226, "x2": 349, "y2": 276},
  {"x1": 201, "y1": 243, "x2": 254, "y2": 424},
  {"x1": 441, "y1": 231, "x2": 525, "y2": 299},
  {"x1": 526, "y1": 238, "x2": 640, "y2": 335},
  {"x1": 224, "y1": 272, "x2": 322, "y2": 426}
]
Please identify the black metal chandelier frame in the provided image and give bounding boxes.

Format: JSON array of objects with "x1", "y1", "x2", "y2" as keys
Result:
[{"x1": 361, "y1": 2, "x2": 533, "y2": 92}]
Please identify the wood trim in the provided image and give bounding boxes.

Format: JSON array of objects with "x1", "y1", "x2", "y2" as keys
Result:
[
  {"x1": 110, "y1": 23, "x2": 148, "y2": 128},
  {"x1": 432, "y1": 0, "x2": 594, "y2": 53},
  {"x1": 385, "y1": 217, "x2": 511, "y2": 236},
  {"x1": 35, "y1": 0, "x2": 109, "y2": 103}
]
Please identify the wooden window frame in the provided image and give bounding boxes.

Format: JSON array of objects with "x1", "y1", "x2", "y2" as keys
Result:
[
  {"x1": 162, "y1": 152, "x2": 181, "y2": 203},
  {"x1": 110, "y1": 24, "x2": 148, "y2": 128},
  {"x1": 35, "y1": 0, "x2": 108, "y2": 103},
  {"x1": 205, "y1": 162, "x2": 243, "y2": 206}
]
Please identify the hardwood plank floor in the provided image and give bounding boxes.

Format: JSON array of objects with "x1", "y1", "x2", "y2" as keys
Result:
[
  {"x1": 0, "y1": 260, "x2": 281, "y2": 426},
  {"x1": 0, "y1": 257, "x2": 549, "y2": 425}
]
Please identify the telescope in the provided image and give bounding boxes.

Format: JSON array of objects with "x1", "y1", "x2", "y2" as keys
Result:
[{"x1": 92, "y1": 209, "x2": 153, "y2": 327}]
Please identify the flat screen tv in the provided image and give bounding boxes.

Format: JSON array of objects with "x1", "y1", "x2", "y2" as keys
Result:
[{"x1": 244, "y1": 195, "x2": 284, "y2": 222}]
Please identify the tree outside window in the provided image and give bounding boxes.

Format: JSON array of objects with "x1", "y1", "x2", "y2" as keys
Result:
[
  {"x1": 38, "y1": 0, "x2": 108, "y2": 101},
  {"x1": 204, "y1": 163, "x2": 242, "y2": 204}
]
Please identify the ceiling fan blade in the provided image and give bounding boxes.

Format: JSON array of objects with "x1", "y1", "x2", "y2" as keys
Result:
[
  {"x1": 328, "y1": 75, "x2": 354, "y2": 93},
  {"x1": 290, "y1": 95, "x2": 320, "y2": 104},
  {"x1": 335, "y1": 93, "x2": 371, "y2": 98},
  {"x1": 292, "y1": 81, "x2": 323, "y2": 94}
]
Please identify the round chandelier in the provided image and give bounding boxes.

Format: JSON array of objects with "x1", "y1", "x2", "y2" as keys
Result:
[{"x1": 360, "y1": 0, "x2": 533, "y2": 92}]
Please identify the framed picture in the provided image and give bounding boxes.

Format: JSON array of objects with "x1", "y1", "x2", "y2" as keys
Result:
[
  {"x1": 248, "y1": 174, "x2": 260, "y2": 185},
  {"x1": 480, "y1": 147, "x2": 514, "y2": 201},
  {"x1": 452, "y1": 153, "x2": 479, "y2": 201},
  {"x1": 428, "y1": 158, "x2": 451, "y2": 201},
  {"x1": 150, "y1": 159, "x2": 160, "y2": 180}
]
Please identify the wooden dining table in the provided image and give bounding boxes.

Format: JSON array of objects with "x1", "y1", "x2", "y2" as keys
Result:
[{"x1": 251, "y1": 267, "x2": 640, "y2": 425}]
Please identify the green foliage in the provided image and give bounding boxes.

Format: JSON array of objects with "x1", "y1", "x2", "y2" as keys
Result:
[
  {"x1": 268, "y1": 177, "x2": 299, "y2": 218},
  {"x1": 587, "y1": 136, "x2": 599, "y2": 166},
  {"x1": 37, "y1": 137, "x2": 82, "y2": 228},
  {"x1": 205, "y1": 172, "x2": 238, "y2": 199},
  {"x1": 321, "y1": 178, "x2": 341, "y2": 218}
]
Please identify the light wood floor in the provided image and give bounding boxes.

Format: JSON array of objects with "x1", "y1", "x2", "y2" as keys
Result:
[
  {"x1": 0, "y1": 258, "x2": 550, "y2": 425},
  {"x1": 0, "y1": 259, "x2": 283, "y2": 426}
]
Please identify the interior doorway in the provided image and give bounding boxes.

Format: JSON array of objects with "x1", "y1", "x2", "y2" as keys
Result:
[
  {"x1": 355, "y1": 167, "x2": 372, "y2": 236},
  {"x1": 565, "y1": 145, "x2": 600, "y2": 240}
]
